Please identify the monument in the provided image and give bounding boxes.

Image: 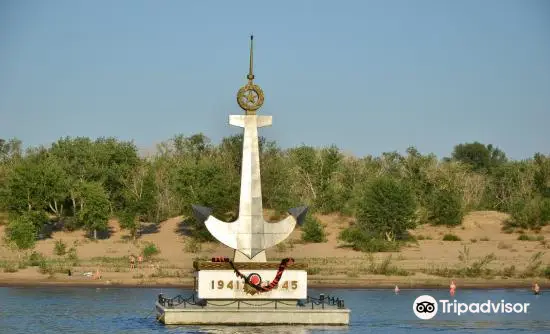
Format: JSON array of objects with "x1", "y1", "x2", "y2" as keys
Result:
[{"x1": 155, "y1": 36, "x2": 350, "y2": 326}]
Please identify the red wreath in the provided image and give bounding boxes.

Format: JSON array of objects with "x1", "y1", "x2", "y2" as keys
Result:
[{"x1": 211, "y1": 257, "x2": 295, "y2": 293}]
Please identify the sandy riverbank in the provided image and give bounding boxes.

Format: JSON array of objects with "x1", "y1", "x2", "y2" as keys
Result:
[
  {"x1": 1, "y1": 211, "x2": 549, "y2": 291},
  {"x1": 0, "y1": 275, "x2": 548, "y2": 290}
]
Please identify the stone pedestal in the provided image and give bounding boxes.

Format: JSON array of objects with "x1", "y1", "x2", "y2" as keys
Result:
[
  {"x1": 154, "y1": 260, "x2": 350, "y2": 325},
  {"x1": 193, "y1": 261, "x2": 308, "y2": 300}
]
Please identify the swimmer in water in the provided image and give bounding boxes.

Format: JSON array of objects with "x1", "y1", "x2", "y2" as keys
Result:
[
  {"x1": 450, "y1": 280, "x2": 456, "y2": 297},
  {"x1": 394, "y1": 285, "x2": 400, "y2": 295},
  {"x1": 533, "y1": 282, "x2": 540, "y2": 295}
]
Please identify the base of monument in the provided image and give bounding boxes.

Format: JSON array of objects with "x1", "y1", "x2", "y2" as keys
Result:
[{"x1": 155, "y1": 302, "x2": 350, "y2": 325}]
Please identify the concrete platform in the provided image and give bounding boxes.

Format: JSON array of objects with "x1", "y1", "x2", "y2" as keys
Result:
[{"x1": 156, "y1": 302, "x2": 350, "y2": 325}]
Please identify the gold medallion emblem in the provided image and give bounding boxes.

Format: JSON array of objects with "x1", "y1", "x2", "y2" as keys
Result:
[{"x1": 237, "y1": 84, "x2": 264, "y2": 112}]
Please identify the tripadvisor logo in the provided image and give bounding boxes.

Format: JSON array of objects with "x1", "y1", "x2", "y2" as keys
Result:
[
  {"x1": 413, "y1": 295, "x2": 531, "y2": 320},
  {"x1": 413, "y1": 295, "x2": 438, "y2": 320}
]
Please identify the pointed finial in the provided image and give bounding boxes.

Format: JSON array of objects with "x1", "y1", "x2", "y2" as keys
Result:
[
  {"x1": 247, "y1": 34, "x2": 254, "y2": 81},
  {"x1": 237, "y1": 34, "x2": 264, "y2": 114}
]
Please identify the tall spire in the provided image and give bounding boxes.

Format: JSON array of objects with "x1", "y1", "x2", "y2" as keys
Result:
[
  {"x1": 237, "y1": 35, "x2": 264, "y2": 114},
  {"x1": 247, "y1": 35, "x2": 254, "y2": 82}
]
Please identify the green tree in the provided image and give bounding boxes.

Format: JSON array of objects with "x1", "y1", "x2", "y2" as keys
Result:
[
  {"x1": 172, "y1": 133, "x2": 212, "y2": 161},
  {"x1": 77, "y1": 182, "x2": 110, "y2": 239},
  {"x1": 0, "y1": 138, "x2": 22, "y2": 163},
  {"x1": 174, "y1": 158, "x2": 238, "y2": 241},
  {"x1": 260, "y1": 142, "x2": 296, "y2": 213},
  {"x1": 4, "y1": 152, "x2": 69, "y2": 216},
  {"x1": 118, "y1": 210, "x2": 139, "y2": 239},
  {"x1": 533, "y1": 153, "x2": 550, "y2": 198},
  {"x1": 451, "y1": 142, "x2": 507, "y2": 172},
  {"x1": 120, "y1": 159, "x2": 157, "y2": 235},
  {"x1": 288, "y1": 145, "x2": 320, "y2": 209},
  {"x1": 316, "y1": 145, "x2": 344, "y2": 213},
  {"x1": 484, "y1": 161, "x2": 535, "y2": 211},
  {"x1": 49, "y1": 136, "x2": 140, "y2": 213}
]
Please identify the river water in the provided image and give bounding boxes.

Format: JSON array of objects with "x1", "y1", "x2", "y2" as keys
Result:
[{"x1": 0, "y1": 287, "x2": 548, "y2": 333}]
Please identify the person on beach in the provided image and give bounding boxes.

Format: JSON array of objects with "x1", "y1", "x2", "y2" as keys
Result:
[
  {"x1": 137, "y1": 255, "x2": 143, "y2": 268},
  {"x1": 450, "y1": 280, "x2": 456, "y2": 297},
  {"x1": 129, "y1": 255, "x2": 136, "y2": 269},
  {"x1": 394, "y1": 285, "x2": 400, "y2": 295},
  {"x1": 533, "y1": 282, "x2": 540, "y2": 295},
  {"x1": 93, "y1": 268, "x2": 101, "y2": 280}
]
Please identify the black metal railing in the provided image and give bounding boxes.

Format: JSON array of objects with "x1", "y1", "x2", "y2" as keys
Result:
[
  {"x1": 157, "y1": 293, "x2": 345, "y2": 309},
  {"x1": 304, "y1": 293, "x2": 346, "y2": 309},
  {"x1": 157, "y1": 293, "x2": 206, "y2": 308}
]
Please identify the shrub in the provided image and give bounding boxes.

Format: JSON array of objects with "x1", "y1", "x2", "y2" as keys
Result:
[
  {"x1": 38, "y1": 261, "x2": 53, "y2": 275},
  {"x1": 480, "y1": 236, "x2": 490, "y2": 241},
  {"x1": 66, "y1": 247, "x2": 78, "y2": 264},
  {"x1": 355, "y1": 176, "x2": 416, "y2": 240},
  {"x1": 501, "y1": 265, "x2": 516, "y2": 278},
  {"x1": 521, "y1": 252, "x2": 544, "y2": 278},
  {"x1": 517, "y1": 234, "x2": 544, "y2": 241},
  {"x1": 443, "y1": 234, "x2": 461, "y2": 241},
  {"x1": 339, "y1": 227, "x2": 401, "y2": 252},
  {"x1": 183, "y1": 238, "x2": 202, "y2": 253},
  {"x1": 426, "y1": 188, "x2": 464, "y2": 226},
  {"x1": 5, "y1": 214, "x2": 38, "y2": 250},
  {"x1": 54, "y1": 240, "x2": 67, "y2": 256},
  {"x1": 3, "y1": 263, "x2": 18, "y2": 273},
  {"x1": 464, "y1": 253, "x2": 496, "y2": 277},
  {"x1": 507, "y1": 197, "x2": 550, "y2": 230},
  {"x1": 368, "y1": 254, "x2": 409, "y2": 276},
  {"x1": 142, "y1": 242, "x2": 160, "y2": 258},
  {"x1": 301, "y1": 215, "x2": 326, "y2": 243},
  {"x1": 28, "y1": 251, "x2": 46, "y2": 266},
  {"x1": 543, "y1": 265, "x2": 550, "y2": 279}
]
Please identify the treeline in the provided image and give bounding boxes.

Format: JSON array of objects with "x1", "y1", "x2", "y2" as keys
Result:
[{"x1": 0, "y1": 136, "x2": 549, "y2": 250}]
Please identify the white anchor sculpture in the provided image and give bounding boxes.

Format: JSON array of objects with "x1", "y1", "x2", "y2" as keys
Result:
[{"x1": 192, "y1": 35, "x2": 307, "y2": 262}]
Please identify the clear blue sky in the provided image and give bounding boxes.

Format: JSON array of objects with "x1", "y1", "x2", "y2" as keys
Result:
[{"x1": 1, "y1": 0, "x2": 549, "y2": 160}]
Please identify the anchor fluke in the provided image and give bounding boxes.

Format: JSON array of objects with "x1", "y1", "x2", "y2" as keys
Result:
[
  {"x1": 192, "y1": 205, "x2": 213, "y2": 224},
  {"x1": 288, "y1": 206, "x2": 308, "y2": 226}
]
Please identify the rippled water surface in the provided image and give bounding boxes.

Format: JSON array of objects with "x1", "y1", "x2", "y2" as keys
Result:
[{"x1": 0, "y1": 287, "x2": 548, "y2": 333}]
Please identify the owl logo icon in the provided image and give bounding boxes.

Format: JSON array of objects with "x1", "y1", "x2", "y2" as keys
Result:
[{"x1": 413, "y1": 295, "x2": 438, "y2": 320}]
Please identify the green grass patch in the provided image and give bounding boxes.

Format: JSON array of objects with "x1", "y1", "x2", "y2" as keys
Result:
[
  {"x1": 518, "y1": 234, "x2": 544, "y2": 241},
  {"x1": 3, "y1": 262, "x2": 19, "y2": 273},
  {"x1": 307, "y1": 267, "x2": 322, "y2": 275},
  {"x1": 142, "y1": 242, "x2": 160, "y2": 258},
  {"x1": 442, "y1": 233, "x2": 461, "y2": 241},
  {"x1": 90, "y1": 256, "x2": 128, "y2": 266}
]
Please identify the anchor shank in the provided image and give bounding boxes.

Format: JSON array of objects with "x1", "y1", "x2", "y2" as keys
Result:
[{"x1": 230, "y1": 115, "x2": 272, "y2": 218}]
